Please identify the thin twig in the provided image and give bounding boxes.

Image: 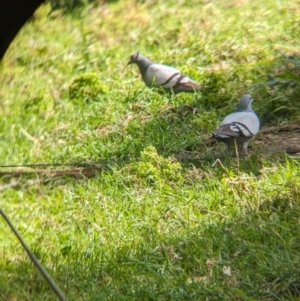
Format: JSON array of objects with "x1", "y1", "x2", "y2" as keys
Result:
[
  {"x1": 0, "y1": 209, "x2": 67, "y2": 301},
  {"x1": 212, "y1": 158, "x2": 226, "y2": 170},
  {"x1": 0, "y1": 167, "x2": 102, "y2": 178},
  {"x1": 234, "y1": 139, "x2": 240, "y2": 174}
]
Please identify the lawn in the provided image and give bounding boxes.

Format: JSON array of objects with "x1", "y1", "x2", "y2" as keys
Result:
[{"x1": 1, "y1": 0, "x2": 300, "y2": 300}]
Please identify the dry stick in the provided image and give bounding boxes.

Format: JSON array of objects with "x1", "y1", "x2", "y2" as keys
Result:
[
  {"x1": 0, "y1": 162, "x2": 100, "y2": 168},
  {"x1": 0, "y1": 209, "x2": 67, "y2": 301},
  {"x1": 0, "y1": 156, "x2": 132, "y2": 169},
  {"x1": 212, "y1": 158, "x2": 226, "y2": 170},
  {"x1": 234, "y1": 139, "x2": 240, "y2": 174},
  {"x1": 0, "y1": 167, "x2": 101, "y2": 178}
]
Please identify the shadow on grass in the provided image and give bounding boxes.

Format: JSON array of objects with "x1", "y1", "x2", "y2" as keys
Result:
[
  {"x1": 251, "y1": 53, "x2": 300, "y2": 124},
  {"x1": 2, "y1": 202, "x2": 300, "y2": 301}
]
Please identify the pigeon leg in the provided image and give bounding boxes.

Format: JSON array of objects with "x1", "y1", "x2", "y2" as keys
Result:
[{"x1": 242, "y1": 141, "x2": 250, "y2": 156}]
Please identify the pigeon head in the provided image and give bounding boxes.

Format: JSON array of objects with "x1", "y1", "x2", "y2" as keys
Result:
[
  {"x1": 127, "y1": 51, "x2": 140, "y2": 65},
  {"x1": 236, "y1": 94, "x2": 254, "y2": 112},
  {"x1": 127, "y1": 51, "x2": 153, "y2": 77}
]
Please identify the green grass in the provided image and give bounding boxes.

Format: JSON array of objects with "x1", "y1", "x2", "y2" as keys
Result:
[{"x1": 1, "y1": 0, "x2": 300, "y2": 300}]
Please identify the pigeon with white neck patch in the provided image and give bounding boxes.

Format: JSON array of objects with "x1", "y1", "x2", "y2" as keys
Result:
[
  {"x1": 212, "y1": 94, "x2": 260, "y2": 155},
  {"x1": 127, "y1": 51, "x2": 202, "y2": 94}
]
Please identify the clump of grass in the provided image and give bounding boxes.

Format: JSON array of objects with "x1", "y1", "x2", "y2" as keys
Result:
[
  {"x1": 68, "y1": 72, "x2": 107, "y2": 102},
  {"x1": 123, "y1": 145, "x2": 183, "y2": 185}
]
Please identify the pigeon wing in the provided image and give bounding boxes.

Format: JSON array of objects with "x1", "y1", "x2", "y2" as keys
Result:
[
  {"x1": 144, "y1": 64, "x2": 201, "y2": 93},
  {"x1": 221, "y1": 112, "x2": 260, "y2": 137},
  {"x1": 144, "y1": 64, "x2": 182, "y2": 88},
  {"x1": 213, "y1": 122, "x2": 252, "y2": 139}
]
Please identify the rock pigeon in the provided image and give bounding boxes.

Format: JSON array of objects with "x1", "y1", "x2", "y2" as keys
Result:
[
  {"x1": 212, "y1": 94, "x2": 260, "y2": 155},
  {"x1": 127, "y1": 51, "x2": 202, "y2": 94}
]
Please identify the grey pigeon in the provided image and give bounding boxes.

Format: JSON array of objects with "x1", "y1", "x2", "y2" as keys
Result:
[
  {"x1": 212, "y1": 94, "x2": 260, "y2": 155},
  {"x1": 127, "y1": 51, "x2": 202, "y2": 94}
]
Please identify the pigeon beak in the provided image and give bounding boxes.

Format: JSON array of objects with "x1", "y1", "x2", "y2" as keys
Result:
[{"x1": 126, "y1": 60, "x2": 133, "y2": 66}]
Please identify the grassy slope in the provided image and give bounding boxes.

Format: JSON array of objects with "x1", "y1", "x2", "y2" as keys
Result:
[{"x1": 1, "y1": 0, "x2": 300, "y2": 300}]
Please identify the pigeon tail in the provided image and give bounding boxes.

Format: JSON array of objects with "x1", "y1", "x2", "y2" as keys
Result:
[{"x1": 172, "y1": 79, "x2": 202, "y2": 94}]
